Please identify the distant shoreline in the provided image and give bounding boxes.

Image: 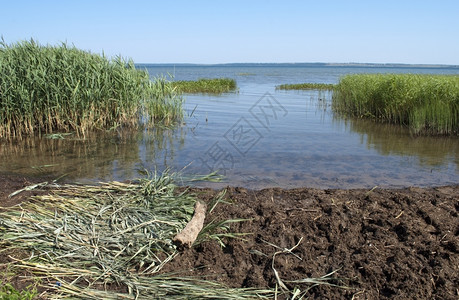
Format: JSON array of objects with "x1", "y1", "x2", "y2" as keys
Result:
[{"x1": 136, "y1": 62, "x2": 459, "y2": 69}]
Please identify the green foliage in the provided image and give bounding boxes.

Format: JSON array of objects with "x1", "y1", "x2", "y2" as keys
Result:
[
  {"x1": 172, "y1": 78, "x2": 237, "y2": 94},
  {"x1": 0, "y1": 39, "x2": 183, "y2": 139},
  {"x1": 332, "y1": 74, "x2": 459, "y2": 135},
  {"x1": 276, "y1": 82, "x2": 335, "y2": 91},
  {"x1": 0, "y1": 281, "x2": 37, "y2": 300},
  {"x1": 196, "y1": 218, "x2": 249, "y2": 247}
]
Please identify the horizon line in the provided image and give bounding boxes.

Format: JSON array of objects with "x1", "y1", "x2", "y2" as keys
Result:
[{"x1": 135, "y1": 62, "x2": 459, "y2": 68}]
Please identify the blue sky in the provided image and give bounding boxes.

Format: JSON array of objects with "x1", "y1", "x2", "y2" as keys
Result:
[{"x1": 2, "y1": 0, "x2": 458, "y2": 64}]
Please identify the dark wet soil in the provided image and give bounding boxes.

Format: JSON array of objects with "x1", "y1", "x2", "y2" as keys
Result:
[{"x1": 1, "y1": 175, "x2": 458, "y2": 299}]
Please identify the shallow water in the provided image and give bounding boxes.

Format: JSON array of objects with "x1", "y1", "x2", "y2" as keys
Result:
[{"x1": 1, "y1": 64, "x2": 458, "y2": 189}]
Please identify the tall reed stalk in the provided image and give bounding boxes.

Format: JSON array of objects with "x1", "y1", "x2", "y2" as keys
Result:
[
  {"x1": 0, "y1": 39, "x2": 183, "y2": 139},
  {"x1": 332, "y1": 74, "x2": 459, "y2": 135}
]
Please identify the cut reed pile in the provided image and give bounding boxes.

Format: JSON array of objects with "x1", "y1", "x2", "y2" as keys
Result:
[
  {"x1": 0, "y1": 172, "x2": 272, "y2": 299},
  {"x1": 332, "y1": 74, "x2": 459, "y2": 135},
  {"x1": 0, "y1": 172, "x2": 352, "y2": 299},
  {"x1": 172, "y1": 78, "x2": 237, "y2": 94},
  {"x1": 0, "y1": 39, "x2": 183, "y2": 139},
  {"x1": 276, "y1": 83, "x2": 335, "y2": 91}
]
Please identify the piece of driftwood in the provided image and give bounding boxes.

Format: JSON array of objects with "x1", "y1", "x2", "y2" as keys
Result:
[{"x1": 173, "y1": 201, "x2": 207, "y2": 249}]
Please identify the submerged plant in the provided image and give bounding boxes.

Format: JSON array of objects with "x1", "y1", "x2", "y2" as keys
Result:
[{"x1": 0, "y1": 39, "x2": 183, "y2": 139}]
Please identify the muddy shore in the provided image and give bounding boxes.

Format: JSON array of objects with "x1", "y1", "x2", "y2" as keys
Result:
[{"x1": 1, "y1": 175, "x2": 458, "y2": 299}]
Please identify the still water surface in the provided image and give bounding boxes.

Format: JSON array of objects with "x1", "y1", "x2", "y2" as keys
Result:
[{"x1": 1, "y1": 65, "x2": 459, "y2": 189}]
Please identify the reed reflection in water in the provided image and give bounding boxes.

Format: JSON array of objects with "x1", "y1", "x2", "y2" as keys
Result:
[{"x1": 0, "y1": 127, "x2": 187, "y2": 182}]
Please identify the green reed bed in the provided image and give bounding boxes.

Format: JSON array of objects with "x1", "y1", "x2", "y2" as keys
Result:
[
  {"x1": 332, "y1": 74, "x2": 459, "y2": 135},
  {"x1": 276, "y1": 83, "x2": 335, "y2": 91},
  {"x1": 0, "y1": 39, "x2": 182, "y2": 139},
  {"x1": 172, "y1": 78, "x2": 237, "y2": 94}
]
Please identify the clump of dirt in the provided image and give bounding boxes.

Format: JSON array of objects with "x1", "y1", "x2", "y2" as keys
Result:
[
  {"x1": 0, "y1": 174, "x2": 51, "y2": 208},
  {"x1": 163, "y1": 186, "x2": 459, "y2": 299},
  {"x1": 1, "y1": 175, "x2": 458, "y2": 299}
]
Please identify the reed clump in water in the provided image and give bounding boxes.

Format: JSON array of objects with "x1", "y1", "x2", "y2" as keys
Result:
[
  {"x1": 0, "y1": 39, "x2": 183, "y2": 139},
  {"x1": 276, "y1": 83, "x2": 335, "y2": 91},
  {"x1": 172, "y1": 78, "x2": 237, "y2": 94},
  {"x1": 332, "y1": 74, "x2": 459, "y2": 135}
]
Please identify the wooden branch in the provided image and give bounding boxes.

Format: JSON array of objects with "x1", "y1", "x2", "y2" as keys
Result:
[{"x1": 173, "y1": 201, "x2": 207, "y2": 249}]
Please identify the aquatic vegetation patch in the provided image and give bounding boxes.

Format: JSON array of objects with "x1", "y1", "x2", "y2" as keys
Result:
[
  {"x1": 276, "y1": 83, "x2": 335, "y2": 91},
  {"x1": 0, "y1": 39, "x2": 183, "y2": 139},
  {"x1": 332, "y1": 74, "x2": 459, "y2": 135},
  {"x1": 172, "y1": 78, "x2": 237, "y2": 94}
]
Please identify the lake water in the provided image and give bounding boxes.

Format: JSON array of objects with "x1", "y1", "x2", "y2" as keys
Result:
[{"x1": 1, "y1": 64, "x2": 459, "y2": 189}]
